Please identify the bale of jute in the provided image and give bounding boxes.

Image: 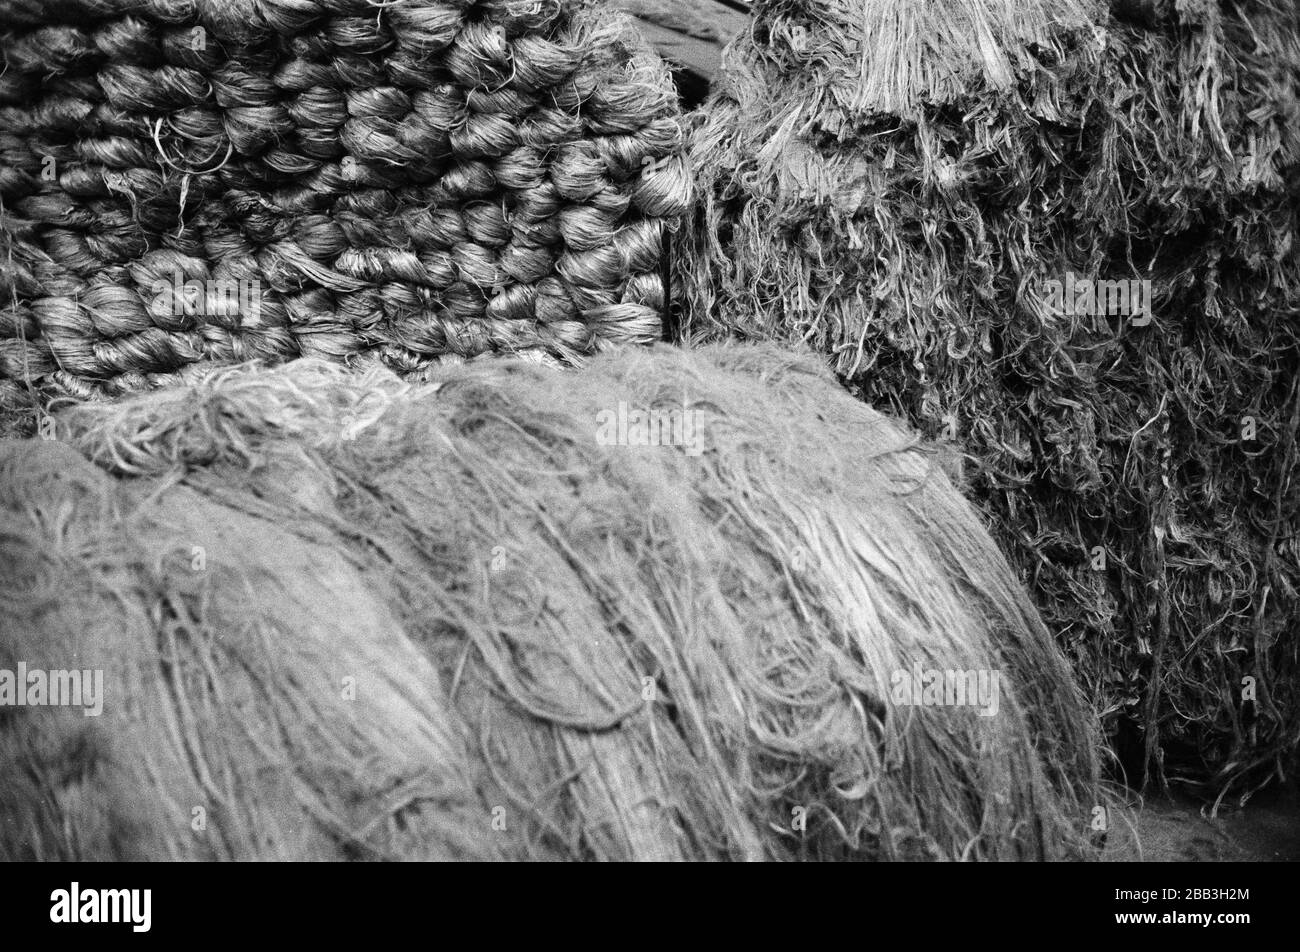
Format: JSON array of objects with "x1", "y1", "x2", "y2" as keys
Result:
[
  {"x1": 0, "y1": 343, "x2": 1101, "y2": 860},
  {"x1": 0, "y1": 0, "x2": 690, "y2": 433},
  {"x1": 678, "y1": 0, "x2": 1300, "y2": 795},
  {"x1": 0, "y1": 441, "x2": 497, "y2": 860}
]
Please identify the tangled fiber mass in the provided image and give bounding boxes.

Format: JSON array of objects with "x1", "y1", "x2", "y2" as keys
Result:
[
  {"x1": 0, "y1": 0, "x2": 690, "y2": 428},
  {"x1": 679, "y1": 0, "x2": 1300, "y2": 794},
  {"x1": 0, "y1": 344, "x2": 1099, "y2": 860}
]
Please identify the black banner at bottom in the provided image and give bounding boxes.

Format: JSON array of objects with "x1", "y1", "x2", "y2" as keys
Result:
[{"x1": 0, "y1": 861, "x2": 1283, "y2": 940}]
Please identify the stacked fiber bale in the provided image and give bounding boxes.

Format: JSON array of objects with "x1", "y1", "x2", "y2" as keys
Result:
[
  {"x1": 0, "y1": 344, "x2": 1101, "y2": 860},
  {"x1": 680, "y1": 0, "x2": 1300, "y2": 794},
  {"x1": 0, "y1": 0, "x2": 690, "y2": 434}
]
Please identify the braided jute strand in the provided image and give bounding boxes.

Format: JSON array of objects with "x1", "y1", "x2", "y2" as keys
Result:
[{"x1": 0, "y1": 0, "x2": 690, "y2": 422}]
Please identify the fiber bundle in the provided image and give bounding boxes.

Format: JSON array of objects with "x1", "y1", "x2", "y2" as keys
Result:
[
  {"x1": 0, "y1": 343, "x2": 1100, "y2": 860},
  {"x1": 678, "y1": 0, "x2": 1300, "y2": 794},
  {"x1": 0, "y1": 0, "x2": 690, "y2": 432}
]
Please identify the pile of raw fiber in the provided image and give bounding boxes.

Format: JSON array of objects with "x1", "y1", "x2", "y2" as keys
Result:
[
  {"x1": 679, "y1": 0, "x2": 1300, "y2": 796},
  {"x1": 0, "y1": 0, "x2": 690, "y2": 433},
  {"x1": 0, "y1": 343, "x2": 1101, "y2": 860}
]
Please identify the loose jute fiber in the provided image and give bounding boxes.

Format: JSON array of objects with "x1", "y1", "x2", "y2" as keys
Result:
[
  {"x1": 679, "y1": 0, "x2": 1300, "y2": 796},
  {"x1": 0, "y1": 0, "x2": 690, "y2": 432},
  {"x1": 0, "y1": 343, "x2": 1101, "y2": 860}
]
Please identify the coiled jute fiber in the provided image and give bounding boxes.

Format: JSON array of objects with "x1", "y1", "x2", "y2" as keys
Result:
[
  {"x1": 0, "y1": 343, "x2": 1101, "y2": 860},
  {"x1": 0, "y1": 0, "x2": 690, "y2": 432},
  {"x1": 678, "y1": 0, "x2": 1300, "y2": 796}
]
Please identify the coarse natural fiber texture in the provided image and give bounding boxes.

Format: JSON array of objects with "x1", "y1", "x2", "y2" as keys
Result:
[
  {"x1": 679, "y1": 0, "x2": 1300, "y2": 795},
  {"x1": 0, "y1": 343, "x2": 1101, "y2": 860},
  {"x1": 0, "y1": 0, "x2": 691, "y2": 433}
]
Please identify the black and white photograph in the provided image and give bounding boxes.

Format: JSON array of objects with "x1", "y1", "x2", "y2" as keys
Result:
[{"x1": 0, "y1": 0, "x2": 1295, "y2": 927}]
